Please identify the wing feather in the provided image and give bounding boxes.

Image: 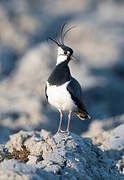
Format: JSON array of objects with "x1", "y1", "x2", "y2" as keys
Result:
[{"x1": 67, "y1": 77, "x2": 89, "y2": 118}]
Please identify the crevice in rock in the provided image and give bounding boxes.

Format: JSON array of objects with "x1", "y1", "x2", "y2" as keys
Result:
[{"x1": 37, "y1": 155, "x2": 44, "y2": 162}]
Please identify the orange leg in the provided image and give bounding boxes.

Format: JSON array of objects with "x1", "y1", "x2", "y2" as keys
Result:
[
  {"x1": 66, "y1": 111, "x2": 71, "y2": 133},
  {"x1": 57, "y1": 111, "x2": 63, "y2": 133}
]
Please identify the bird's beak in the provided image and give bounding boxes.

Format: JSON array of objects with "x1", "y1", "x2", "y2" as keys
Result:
[{"x1": 71, "y1": 55, "x2": 77, "y2": 61}]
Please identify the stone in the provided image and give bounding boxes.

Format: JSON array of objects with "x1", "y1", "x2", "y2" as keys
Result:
[{"x1": 0, "y1": 129, "x2": 123, "y2": 180}]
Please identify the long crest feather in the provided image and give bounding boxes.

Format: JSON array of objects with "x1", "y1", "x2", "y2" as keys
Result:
[
  {"x1": 60, "y1": 23, "x2": 67, "y2": 44},
  {"x1": 48, "y1": 23, "x2": 75, "y2": 46},
  {"x1": 62, "y1": 25, "x2": 76, "y2": 43},
  {"x1": 60, "y1": 23, "x2": 76, "y2": 45},
  {"x1": 47, "y1": 37, "x2": 60, "y2": 46}
]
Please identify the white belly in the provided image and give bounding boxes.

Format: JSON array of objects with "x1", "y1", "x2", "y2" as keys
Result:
[{"x1": 46, "y1": 81, "x2": 77, "y2": 111}]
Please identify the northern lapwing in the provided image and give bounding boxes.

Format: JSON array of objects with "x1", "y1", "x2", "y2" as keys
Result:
[{"x1": 45, "y1": 24, "x2": 90, "y2": 133}]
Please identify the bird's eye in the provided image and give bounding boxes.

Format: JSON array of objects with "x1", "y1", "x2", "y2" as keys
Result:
[{"x1": 64, "y1": 51, "x2": 70, "y2": 55}]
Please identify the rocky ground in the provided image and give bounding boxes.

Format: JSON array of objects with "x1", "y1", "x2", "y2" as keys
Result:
[
  {"x1": 0, "y1": 126, "x2": 124, "y2": 180},
  {"x1": 0, "y1": 1, "x2": 124, "y2": 179}
]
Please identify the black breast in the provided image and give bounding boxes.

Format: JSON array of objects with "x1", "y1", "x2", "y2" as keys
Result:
[{"x1": 48, "y1": 61, "x2": 71, "y2": 86}]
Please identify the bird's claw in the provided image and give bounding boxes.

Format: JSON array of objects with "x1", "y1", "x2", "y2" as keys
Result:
[{"x1": 56, "y1": 129, "x2": 70, "y2": 134}]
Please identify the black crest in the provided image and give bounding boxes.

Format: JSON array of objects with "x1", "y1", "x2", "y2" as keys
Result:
[{"x1": 48, "y1": 23, "x2": 75, "y2": 46}]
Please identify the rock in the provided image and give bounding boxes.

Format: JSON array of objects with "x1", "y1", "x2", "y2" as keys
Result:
[
  {"x1": 92, "y1": 124, "x2": 124, "y2": 175},
  {"x1": 0, "y1": 129, "x2": 123, "y2": 180},
  {"x1": 105, "y1": 124, "x2": 124, "y2": 150},
  {"x1": 92, "y1": 124, "x2": 124, "y2": 151}
]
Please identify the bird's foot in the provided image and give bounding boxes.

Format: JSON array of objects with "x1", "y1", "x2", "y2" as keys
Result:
[
  {"x1": 56, "y1": 129, "x2": 65, "y2": 134},
  {"x1": 56, "y1": 129, "x2": 70, "y2": 134},
  {"x1": 65, "y1": 130, "x2": 70, "y2": 135}
]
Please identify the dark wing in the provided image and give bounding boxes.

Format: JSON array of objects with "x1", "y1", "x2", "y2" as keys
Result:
[
  {"x1": 67, "y1": 77, "x2": 89, "y2": 117},
  {"x1": 67, "y1": 77, "x2": 82, "y2": 102}
]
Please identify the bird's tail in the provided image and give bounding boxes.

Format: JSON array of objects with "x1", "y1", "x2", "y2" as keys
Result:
[{"x1": 74, "y1": 111, "x2": 91, "y2": 120}]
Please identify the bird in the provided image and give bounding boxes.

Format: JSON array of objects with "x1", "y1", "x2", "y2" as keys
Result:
[{"x1": 45, "y1": 23, "x2": 90, "y2": 133}]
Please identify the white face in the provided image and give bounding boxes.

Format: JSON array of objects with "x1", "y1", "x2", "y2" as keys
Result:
[{"x1": 56, "y1": 47, "x2": 71, "y2": 65}]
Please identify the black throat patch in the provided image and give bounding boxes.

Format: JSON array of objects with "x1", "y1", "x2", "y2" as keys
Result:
[{"x1": 48, "y1": 61, "x2": 71, "y2": 86}]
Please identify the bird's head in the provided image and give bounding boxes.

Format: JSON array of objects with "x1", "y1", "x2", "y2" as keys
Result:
[
  {"x1": 48, "y1": 23, "x2": 75, "y2": 65},
  {"x1": 57, "y1": 44, "x2": 73, "y2": 65}
]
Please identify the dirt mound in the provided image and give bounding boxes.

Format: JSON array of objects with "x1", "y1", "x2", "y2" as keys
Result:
[{"x1": 0, "y1": 129, "x2": 123, "y2": 180}]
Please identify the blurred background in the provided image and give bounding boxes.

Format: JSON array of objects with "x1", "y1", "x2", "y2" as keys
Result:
[{"x1": 0, "y1": 0, "x2": 124, "y2": 143}]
